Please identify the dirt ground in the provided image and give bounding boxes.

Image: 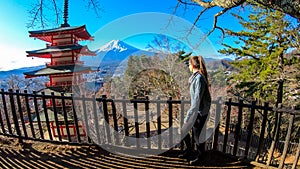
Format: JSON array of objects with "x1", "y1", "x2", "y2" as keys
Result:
[{"x1": 0, "y1": 136, "x2": 269, "y2": 169}]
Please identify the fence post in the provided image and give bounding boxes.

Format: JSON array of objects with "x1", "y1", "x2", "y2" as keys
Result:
[
  {"x1": 133, "y1": 95, "x2": 140, "y2": 148},
  {"x1": 168, "y1": 96, "x2": 173, "y2": 148},
  {"x1": 121, "y1": 95, "x2": 129, "y2": 146},
  {"x1": 244, "y1": 100, "x2": 256, "y2": 159},
  {"x1": 33, "y1": 91, "x2": 44, "y2": 139},
  {"x1": 8, "y1": 89, "x2": 22, "y2": 143},
  {"x1": 92, "y1": 95, "x2": 101, "y2": 144},
  {"x1": 16, "y1": 90, "x2": 28, "y2": 138},
  {"x1": 61, "y1": 93, "x2": 71, "y2": 142},
  {"x1": 24, "y1": 90, "x2": 35, "y2": 138},
  {"x1": 278, "y1": 110, "x2": 295, "y2": 169},
  {"x1": 233, "y1": 99, "x2": 243, "y2": 156},
  {"x1": 1, "y1": 89, "x2": 12, "y2": 134},
  {"x1": 111, "y1": 96, "x2": 120, "y2": 145},
  {"x1": 51, "y1": 92, "x2": 62, "y2": 142},
  {"x1": 71, "y1": 94, "x2": 81, "y2": 143},
  {"x1": 145, "y1": 95, "x2": 151, "y2": 149},
  {"x1": 267, "y1": 104, "x2": 282, "y2": 166},
  {"x1": 102, "y1": 95, "x2": 111, "y2": 144},
  {"x1": 292, "y1": 136, "x2": 300, "y2": 169},
  {"x1": 0, "y1": 106, "x2": 4, "y2": 134},
  {"x1": 213, "y1": 97, "x2": 222, "y2": 151},
  {"x1": 156, "y1": 96, "x2": 162, "y2": 149},
  {"x1": 41, "y1": 92, "x2": 52, "y2": 141},
  {"x1": 0, "y1": 89, "x2": 11, "y2": 134},
  {"x1": 255, "y1": 102, "x2": 269, "y2": 161},
  {"x1": 223, "y1": 98, "x2": 232, "y2": 153},
  {"x1": 81, "y1": 94, "x2": 92, "y2": 143},
  {"x1": 180, "y1": 96, "x2": 185, "y2": 151}
]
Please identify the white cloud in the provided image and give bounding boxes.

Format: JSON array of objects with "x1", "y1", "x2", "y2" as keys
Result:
[{"x1": 0, "y1": 44, "x2": 49, "y2": 71}]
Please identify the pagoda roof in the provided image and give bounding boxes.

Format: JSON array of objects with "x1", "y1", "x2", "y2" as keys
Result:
[
  {"x1": 29, "y1": 25, "x2": 94, "y2": 42},
  {"x1": 27, "y1": 44, "x2": 82, "y2": 54},
  {"x1": 24, "y1": 65, "x2": 92, "y2": 78},
  {"x1": 26, "y1": 45, "x2": 95, "y2": 57}
]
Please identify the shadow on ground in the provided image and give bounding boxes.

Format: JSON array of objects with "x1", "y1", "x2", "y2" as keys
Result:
[{"x1": 0, "y1": 137, "x2": 262, "y2": 169}]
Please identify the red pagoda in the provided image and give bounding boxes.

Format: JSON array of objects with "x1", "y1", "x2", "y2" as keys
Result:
[
  {"x1": 24, "y1": 27, "x2": 95, "y2": 93},
  {"x1": 24, "y1": 0, "x2": 95, "y2": 140}
]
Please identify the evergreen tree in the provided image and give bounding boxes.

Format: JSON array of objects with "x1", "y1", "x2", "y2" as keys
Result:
[
  {"x1": 176, "y1": 50, "x2": 192, "y2": 65},
  {"x1": 219, "y1": 4, "x2": 299, "y2": 107}
]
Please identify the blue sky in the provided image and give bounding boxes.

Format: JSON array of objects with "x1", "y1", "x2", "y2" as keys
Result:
[{"x1": 0, "y1": 0, "x2": 241, "y2": 71}]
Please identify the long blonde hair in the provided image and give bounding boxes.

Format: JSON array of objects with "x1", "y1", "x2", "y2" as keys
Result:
[{"x1": 189, "y1": 56, "x2": 209, "y2": 85}]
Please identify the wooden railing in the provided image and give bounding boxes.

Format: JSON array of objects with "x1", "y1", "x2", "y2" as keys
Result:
[{"x1": 0, "y1": 89, "x2": 299, "y2": 168}]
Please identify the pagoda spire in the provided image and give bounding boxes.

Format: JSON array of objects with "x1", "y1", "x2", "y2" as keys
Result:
[{"x1": 61, "y1": 0, "x2": 70, "y2": 27}]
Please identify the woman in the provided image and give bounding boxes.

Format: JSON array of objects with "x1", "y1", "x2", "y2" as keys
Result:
[{"x1": 179, "y1": 56, "x2": 211, "y2": 165}]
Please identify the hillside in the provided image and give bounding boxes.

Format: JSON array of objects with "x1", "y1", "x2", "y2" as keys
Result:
[{"x1": 0, "y1": 65, "x2": 47, "y2": 91}]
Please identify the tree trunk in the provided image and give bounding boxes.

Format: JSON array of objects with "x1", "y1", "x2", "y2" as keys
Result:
[{"x1": 275, "y1": 51, "x2": 284, "y2": 139}]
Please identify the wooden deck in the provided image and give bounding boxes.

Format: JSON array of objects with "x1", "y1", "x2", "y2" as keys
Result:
[{"x1": 0, "y1": 136, "x2": 264, "y2": 169}]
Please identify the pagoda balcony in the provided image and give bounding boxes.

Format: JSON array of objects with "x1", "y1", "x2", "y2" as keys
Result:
[
  {"x1": 45, "y1": 81, "x2": 73, "y2": 87},
  {"x1": 46, "y1": 61, "x2": 84, "y2": 67},
  {"x1": 46, "y1": 41, "x2": 77, "y2": 47},
  {"x1": 45, "y1": 79, "x2": 87, "y2": 87}
]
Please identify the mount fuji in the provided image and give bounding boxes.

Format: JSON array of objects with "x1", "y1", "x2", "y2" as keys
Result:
[
  {"x1": 82, "y1": 40, "x2": 154, "y2": 68},
  {"x1": 96, "y1": 40, "x2": 136, "y2": 53}
]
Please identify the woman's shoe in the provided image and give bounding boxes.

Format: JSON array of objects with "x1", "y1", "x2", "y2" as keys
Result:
[
  {"x1": 189, "y1": 157, "x2": 200, "y2": 165},
  {"x1": 178, "y1": 150, "x2": 192, "y2": 159},
  {"x1": 189, "y1": 152, "x2": 204, "y2": 165}
]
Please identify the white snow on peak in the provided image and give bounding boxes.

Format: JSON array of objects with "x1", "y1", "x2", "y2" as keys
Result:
[{"x1": 98, "y1": 40, "x2": 130, "y2": 52}]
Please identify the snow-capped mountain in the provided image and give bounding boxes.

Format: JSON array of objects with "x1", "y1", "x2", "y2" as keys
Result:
[
  {"x1": 96, "y1": 40, "x2": 137, "y2": 52},
  {"x1": 82, "y1": 40, "x2": 152, "y2": 68}
]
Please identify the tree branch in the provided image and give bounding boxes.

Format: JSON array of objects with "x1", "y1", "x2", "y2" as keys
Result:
[
  {"x1": 177, "y1": 0, "x2": 246, "y2": 50},
  {"x1": 27, "y1": 4, "x2": 40, "y2": 28},
  {"x1": 186, "y1": 7, "x2": 210, "y2": 36},
  {"x1": 179, "y1": 0, "x2": 300, "y2": 45},
  {"x1": 206, "y1": 8, "x2": 228, "y2": 38},
  {"x1": 193, "y1": 0, "x2": 244, "y2": 8},
  {"x1": 51, "y1": 0, "x2": 59, "y2": 25},
  {"x1": 27, "y1": 0, "x2": 102, "y2": 29},
  {"x1": 177, "y1": 0, "x2": 198, "y2": 6},
  {"x1": 40, "y1": 0, "x2": 44, "y2": 28},
  {"x1": 87, "y1": 0, "x2": 102, "y2": 18}
]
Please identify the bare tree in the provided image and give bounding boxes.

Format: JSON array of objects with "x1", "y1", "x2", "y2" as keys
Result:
[
  {"x1": 27, "y1": 0, "x2": 102, "y2": 28},
  {"x1": 177, "y1": 0, "x2": 300, "y2": 39},
  {"x1": 2, "y1": 75, "x2": 45, "y2": 92}
]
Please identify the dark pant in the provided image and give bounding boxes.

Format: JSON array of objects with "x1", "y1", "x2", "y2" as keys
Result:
[{"x1": 182, "y1": 114, "x2": 208, "y2": 155}]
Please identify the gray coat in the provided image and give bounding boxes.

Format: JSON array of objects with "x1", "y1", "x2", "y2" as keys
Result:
[{"x1": 184, "y1": 72, "x2": 211, "y2": 124}]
